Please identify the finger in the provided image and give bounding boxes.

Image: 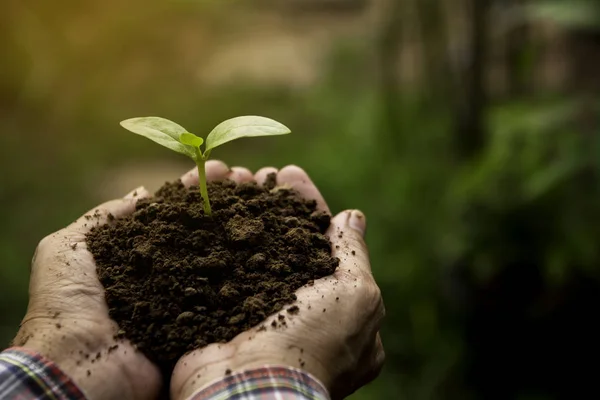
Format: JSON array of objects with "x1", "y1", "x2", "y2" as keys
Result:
[
  {"x1": 355, "y1": 333, "x2": 385, "y2": 391},
  {"x1": 369, "y1": 333, "x2": 385, "y2": 380},
  {"x1": 375, "y1": 333, "x2": 385, "y2": 367},
  {"x1": 228, "y1": 166, "x2": 254, "y2": 184},
  {"x1": 180, "y1": 160, "x2": 230, "y2": 187},
  {"x1": 327, "y1": 209, "x2": 371, "y2": 276},
  {"x1": 331, "y1": 331, "x2": 383, "y2": 399},
  {"x1": 277, "y1": 165, "x2": 330, "y2": 214},
  {"x1": 254, "y1": 167, "x2": 278, "y2": 186},
  {"x1": 124, "y1": 185, "x2": 149, "y2": 200},
  {"x1": 64, "y1": 186, "x2": 151, "y2": 236}
]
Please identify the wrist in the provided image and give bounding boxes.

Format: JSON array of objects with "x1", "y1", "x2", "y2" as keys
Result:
[
  {"x1": 172, "y1": 335, "x2": 332, "y2": 400},
  {"x1": 15, "y1": 321, "x2": 140, "y2": 400},
  {"x1": 175, "y1": 360, "x2": 329, "y2": 400},
  {"x1": 181, "y1": 365, "x2": 330, "y2": 400}
]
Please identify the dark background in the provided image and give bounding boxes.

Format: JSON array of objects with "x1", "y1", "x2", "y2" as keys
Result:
[{"x1": 1, "y1": 0, "x2": 600, "y2": 398}]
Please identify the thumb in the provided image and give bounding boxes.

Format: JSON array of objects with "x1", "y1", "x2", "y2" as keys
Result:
[
  {"x1": 327, "y1": 209, "x2": 371, "y2": 278},
  {"x1": 64, "y1": 186, "x2": 150, "y2": 236}
]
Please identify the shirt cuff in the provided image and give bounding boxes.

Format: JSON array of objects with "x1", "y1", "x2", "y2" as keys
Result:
[
  {"x1": 0, "y1": 347, "x2": 86, "y2": 400},
  {"x1": 189, "y1": 365, "x2": 330, "y2": 400}
]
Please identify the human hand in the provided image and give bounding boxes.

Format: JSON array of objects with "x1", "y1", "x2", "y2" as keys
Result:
[
  {"x1": 11, "y1": 160, "x2": 290, "y2": 400},
  {"x1": 11, "y1": 186, "x2": 163, "y2": 399},
  {"x1": 171, "y1": 164, "x2": 385, "y2": 400}
]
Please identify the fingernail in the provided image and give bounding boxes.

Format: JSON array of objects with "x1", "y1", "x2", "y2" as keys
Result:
[
  {"x1": 349, "y1": 210, "x2": 366, "y2": 236},
  {"x1": 124, "y1": 186, "x2": 147, "y2": 199}
]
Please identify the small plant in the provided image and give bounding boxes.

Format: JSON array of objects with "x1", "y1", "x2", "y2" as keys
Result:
[{"x1": 120, "y1": 116, "x2": 291, "y2": 215}]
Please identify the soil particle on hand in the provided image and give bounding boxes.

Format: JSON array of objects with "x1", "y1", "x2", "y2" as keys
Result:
[
  {"x1": 287, "y1": 306, "x2": 300, "y2": 314},
  {"x1": 86, "y1": 175, "x2": 338, "y2": 375}
]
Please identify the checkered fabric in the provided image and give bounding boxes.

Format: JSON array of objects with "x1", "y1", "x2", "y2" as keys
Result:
[
  {"x1": 190, "y1": 366, "x2": 330, "y2": 400},
  {"x1": 0, "y1": 348, "x2": 329, "y2": 400},
  {"x1": 0, "y1": 348, "x2": 86, "y2": 400}
]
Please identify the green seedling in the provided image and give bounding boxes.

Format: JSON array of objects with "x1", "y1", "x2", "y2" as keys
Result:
[{"x1": 120, "y1": 115, "x2": 291, "y2": 216}]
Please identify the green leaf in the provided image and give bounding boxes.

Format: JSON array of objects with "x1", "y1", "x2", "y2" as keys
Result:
[
  {"x1": 525, "y1": 0, "x2": 600, "y2": 29},
  {"x1": 180, "y1": 132, "x2": 204, "y2": 148},
  {"x1": 205, "y1": 116, "x2": 291, "y2": 152},
  {"x1": 120, "y1": 117, "x2": 194, "y2": 157}
]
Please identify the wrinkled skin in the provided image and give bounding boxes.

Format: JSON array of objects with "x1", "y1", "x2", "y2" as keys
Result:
[
  {"x1": 13, "y1": 161, "x2": 385, "y2": 400},
  {"x1": 13, "y1": 186, "x2": 161, "y2": 400},
  {"x1": 171, "y1": 163, "x2": 385, "y2": 400}
]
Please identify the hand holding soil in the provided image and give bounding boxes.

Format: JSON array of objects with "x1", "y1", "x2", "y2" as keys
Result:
[
  {"x1": 11, "y1": 161, "x2": 384, "y2": 400},
  {"x1": 170, "y1": 164, "x2": 385, "y2": 400},
  {"x1": 12, "y1": 187, "x2": 162, "y2": 400}
]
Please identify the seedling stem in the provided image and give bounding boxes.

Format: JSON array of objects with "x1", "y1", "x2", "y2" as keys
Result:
[{"x1": 194, "y1": 147, "x2": 211, "y2": 215}]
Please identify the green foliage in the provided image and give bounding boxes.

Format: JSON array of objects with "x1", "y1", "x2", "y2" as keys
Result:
[
  {"x1": 120, "y1": 115, "x2": 290, "y2": 215},
  {"x1": 526, "y1": 0, "x2": 600, "y2": 30},
  {"x1": 2, "y1": 2, "x2": 600, "y2": 398}
]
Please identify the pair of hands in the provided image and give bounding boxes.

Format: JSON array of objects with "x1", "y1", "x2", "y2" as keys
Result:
[{"x1": 12, "y1": 162, "x2": 385, "y2": 400}]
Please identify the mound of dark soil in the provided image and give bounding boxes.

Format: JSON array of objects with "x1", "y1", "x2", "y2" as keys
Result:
[{"x1": 86, "y1": 174, "x2": 338, "y2": 373}]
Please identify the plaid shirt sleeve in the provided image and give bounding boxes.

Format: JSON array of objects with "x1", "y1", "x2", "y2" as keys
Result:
[
  {"x1": 189, "y1": 366, "x2": 331, "y2": 400},
  {"x1": 0, "y1": 349, "x2": 329, "y2": 400},
  {"x1": 0, "y1": 348, "x2": 86, "y2": 400}
]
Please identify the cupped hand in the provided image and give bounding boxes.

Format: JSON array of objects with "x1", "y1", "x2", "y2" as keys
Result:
[
  {"x1": 11, "y1": 161, "x2": 243, "y2": 400},
  {"x1": 171, "y1": 164, "x2": 385, "y2": 400}
]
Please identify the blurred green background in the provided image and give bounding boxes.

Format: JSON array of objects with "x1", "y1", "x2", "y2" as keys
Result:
[{"x1": 2, "y1": 0, "x2": 600, "y2": 398}]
